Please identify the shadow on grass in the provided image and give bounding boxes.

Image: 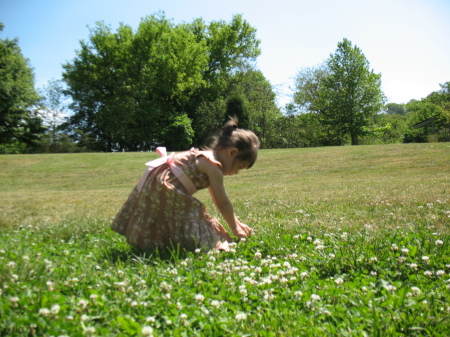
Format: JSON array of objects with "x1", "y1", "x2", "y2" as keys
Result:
[{"x1": 100, "y1": 243, "x2": 192, "y2": 266}]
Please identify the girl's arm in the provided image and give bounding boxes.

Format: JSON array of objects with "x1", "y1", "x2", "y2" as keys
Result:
[{"x1": 197, "y1": 156, "x2": 250, "y2": 238}]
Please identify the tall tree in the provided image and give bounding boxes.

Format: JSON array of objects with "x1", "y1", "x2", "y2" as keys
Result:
[
  {"x1": 0, "y1": 23, "x2": 44, "y2": 152},
  {"x1": 323, "y1": 39, "x2": 386, "y2": 145},
  {"x1": 63, "y1": 14, "x2": 261, "y2": 151},
  {"x1": 63, "y1": 15, "x2": 207, "y2": 151},
  {"x1": 294, "y1": 40, "x2": 386, "y2": 145},
  {"x1": 225, "y1": 94, "x2": 249, "y2": 129}
]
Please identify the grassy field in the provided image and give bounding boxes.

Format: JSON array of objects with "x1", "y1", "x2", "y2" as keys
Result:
[{"x1": 0, "y1": 143, "x2": 449, "y2": 336}]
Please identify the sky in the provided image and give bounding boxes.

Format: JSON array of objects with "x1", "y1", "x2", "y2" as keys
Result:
[{"x1": 1, "y1": 0, "x2": 450, "y2": 106}]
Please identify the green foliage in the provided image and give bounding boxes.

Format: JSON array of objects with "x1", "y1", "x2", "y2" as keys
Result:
[
  {"x1": 163, "y1": 114, "x2": 195, "y2": 151},
  {"x1": 385, "y1": 103, "x2": 406, "y2": 116},
  {"x1": 293, "y1": 39, "x2": 386, "y2": 146},
  {"x1": 0, "y1": 24, "x2": 44, "y2": 149},
  {"x1": 404, "y1": 100, "x2": 445, "y2": 143},
  {"x1": 226, "y1": 94, "x2": 249, "y2": 129},
  {"x1": 0, "y1": 144, "x2": 449, "y2": 335},
  {"x1": 323, "y1": 39, "x2": 386, "y2": 145},
  {"x1": 62, "y1": 14, "x2": 262, "y2": 152}
]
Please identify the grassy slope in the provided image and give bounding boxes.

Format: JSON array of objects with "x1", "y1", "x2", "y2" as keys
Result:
[
  {"x1": 1, "y1": 143, "x2": 448, "y2": 232},
  {"x1": 0, "y1": 143, "x2": 450, "y2": 336}
]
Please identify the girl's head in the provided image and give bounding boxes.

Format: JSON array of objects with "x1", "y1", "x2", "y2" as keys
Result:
[{"x1": 210, "y1": 117, "x2": 260, "y2": 172}]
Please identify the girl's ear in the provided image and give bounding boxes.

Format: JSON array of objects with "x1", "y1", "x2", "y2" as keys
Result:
[{"x1": 229, "y1": 148, "x2": 238, "y2": 158}]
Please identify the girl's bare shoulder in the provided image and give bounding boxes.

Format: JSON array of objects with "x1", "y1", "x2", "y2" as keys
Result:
[{"x1": 196, "y1": 151, "x2": 222, "y2": 176}]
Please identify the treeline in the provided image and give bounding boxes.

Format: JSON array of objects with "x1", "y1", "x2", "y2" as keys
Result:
[{"x1": 1, "y1": 17, "x2": 449, "y2": 154}]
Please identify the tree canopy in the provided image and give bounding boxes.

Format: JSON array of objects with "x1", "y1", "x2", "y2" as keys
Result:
[
  {"x1": 293, "y1": 39, "x2": 386, "y2": 145},
  {"x1": 0, "y1": 23, "x2": 44, "y2": 152},
  {"x1": 62, "y1": 14, "x2": 262, "y2": 151}
]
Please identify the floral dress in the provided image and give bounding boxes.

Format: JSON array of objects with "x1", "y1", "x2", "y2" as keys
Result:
[{"x1": 111, "y1": 148, "x2": 232, "y2": 251}]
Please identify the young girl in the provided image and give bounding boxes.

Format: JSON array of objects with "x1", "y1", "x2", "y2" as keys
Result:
[{"x1": 111, "y1": 118, "x2": 260, "y2": 252}]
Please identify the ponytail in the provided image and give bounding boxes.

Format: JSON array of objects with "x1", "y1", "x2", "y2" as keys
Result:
[{"x1": 209, "y1": 116, "x2": 260, "y2": 169}]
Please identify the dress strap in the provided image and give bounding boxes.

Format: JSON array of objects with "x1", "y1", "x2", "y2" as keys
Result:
[{"x1": 136, "y1": 147, "x2": 197, "y2": 195}]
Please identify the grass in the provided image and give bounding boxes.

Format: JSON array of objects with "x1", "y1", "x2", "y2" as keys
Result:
[{"x1": 0, "y1": 143, "x2": 449, "y2": 336}]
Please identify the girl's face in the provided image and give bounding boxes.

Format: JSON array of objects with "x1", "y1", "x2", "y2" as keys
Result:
[
  {"x1": 224, "y1": 160, "x2": 249, "y2": 176},
  {"x1": 221, "y1": 148, "x2": 250, "y2": 176}
]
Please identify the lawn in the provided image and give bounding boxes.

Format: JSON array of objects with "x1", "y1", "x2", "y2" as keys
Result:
[{"x1": 1, "y1": 143, "x2": 449, "y2": 336}]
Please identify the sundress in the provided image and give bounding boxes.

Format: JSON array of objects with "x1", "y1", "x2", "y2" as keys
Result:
[{"x1": 111, "y1": 148, "x2": 232, "y2": 252}]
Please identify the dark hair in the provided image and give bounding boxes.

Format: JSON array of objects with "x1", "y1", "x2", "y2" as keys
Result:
[{"x1": 210, "y1": 117, "x2": 260, "y2": 168}]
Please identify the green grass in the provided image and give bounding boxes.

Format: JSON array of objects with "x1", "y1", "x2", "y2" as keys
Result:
[{"x1": 1, "y1": 143, "x2": 449, "y2": 336}]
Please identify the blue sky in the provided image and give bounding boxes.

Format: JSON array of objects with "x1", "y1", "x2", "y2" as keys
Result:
[{"x1": 1, "y1": 0, "x2": 450, "y2": 105}]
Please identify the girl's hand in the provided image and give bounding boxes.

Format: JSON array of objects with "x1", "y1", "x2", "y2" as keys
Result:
[{"x1": 233, "y1": 221, "x2": 253, "y2": 238}]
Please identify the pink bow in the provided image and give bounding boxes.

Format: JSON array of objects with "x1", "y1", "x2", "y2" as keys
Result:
[{"x1": 136, "y1": 147, "x2": 197, "y2": 195}]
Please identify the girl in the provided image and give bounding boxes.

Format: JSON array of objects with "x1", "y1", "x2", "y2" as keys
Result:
[{"x1": 111, "y1": 118, "x2": 260, "y2": 252}]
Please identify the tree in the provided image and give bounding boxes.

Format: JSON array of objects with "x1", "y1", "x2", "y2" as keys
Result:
[
  {"x1": 63, "y1": 14, "x2": 261, "y2": 151},
  {"x1": 0, "y1": 23, "x2": 44, "y2": 153},
  {"x1": 63, "y1": 14, "x2": 208, "y2": 151},
  {"x1": 39, "y1": 79, "x2": 69, "y2": 152},
  {"x1": 226, "y1": 69, "x2": 280, "y2": 148},
  {"x1": 183, "y1": 15, "x2": 261, "y2": 145},
  {"x1": 385, "y1": 103, "x2": 406, "y2": 116},
  {"x1": 404, "y1": 100, "x2": 444, "y2": 143},
  {"x1": 225, "y1": 94, "x2": 249, "y2": 129},
  {"x1": 293, "y1": 40, "x2": 385, "y2": 146},
  {"x1": 323, "y1": 39, "x2": 386, "y2": 145},
  {"x1": 293, "y1": 64, "x2": 329, "y2": 115}
]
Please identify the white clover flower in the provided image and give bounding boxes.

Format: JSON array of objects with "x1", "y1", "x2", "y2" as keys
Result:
[
  {"x1": 159, "y1": 281, "x2": 172, "y2": 293},
  {"x1": 436, "y1": 270, "x2": 445, "y2": 276},
  {"x1": 51, "y1": 304, "x2": 60, "y2": 315},
  {"x1": 46, "y1": 281, "x2": 55, "y2": 291},
  {"x1": 142, "y1": 326, "x2": 154, "y2": 336},
  {"x1": 310, "y1": 294, "x2": 321, "y2": 301},
  {"x1": 84, "y1": 326, "x2": 95, "y2": 334},
  {"x1": 435, "y1": 240, "x2": 444, "y2": 246},
  {"x1": 235, "y1": 312, "x2": 247, "y2": 322},
  {"x1": 6, "y1": 261, "x2": 16, "y2": 269},
  {"x1": 334, "y1": 277, "x2": 344, "y2": 285},
  {"x1": 294, "y1": 291, "x2": 303, "y2": 298},
  {"x1": 370, "y1": 257, "x2": 378, "y2": 263},
  {"x1": 313, "y1": 239, "x2": 323, "y2": 245},
  {"x1": 239, "y1": 285, "x2": 247, "y2": 295},
  {"x1": 386, "y1": 284, "x2": 396, "y2": 293},
  {"x1": 254, "y1": 251, "x2": 262, "y2": 259},
  {"x1": 315, "y1": 245, "x2": 325, "y2": 250},
  {"x1": 195, "y1": 294, "x2": 205, "y2": 302},
  {"x1": 409, "y1": 263, "x2": 418, "y2": 269},
  {"x1": 10, "y1": 296, "x2": 19, "y2": 303},
  {"x1": 411, "y1": 286, "x2": 421, "y2": 295},
  {"x1": 211, "y1": 300, "x2": 220, "y2": 308},
  {"x1": 77, "y1": 299, "x2": 89, "y2": 309},
  {"x1": 38, "y1": 308, "x2": 51, "y2": 316},
  {"x1": 424, "y1": 270, "x2": 433, "y2": 276},
  {"x1": 361, "y1": 286, "x2": 368, "y2": 292},
  {"x1": 307, "y1": 236, "x2": 312, "y2": 241},
  {"x1": 401, "y1": 248, "x2": 409, "y2": 255},
  {"x1": 370, "y1": 271, "x2": 377, "y2": 276},
  {"x1": 145, "y1": 316, "x2": 156, "y2": 323},
  {"x1": 422, "y1": 256, "x2": 430, "y2": 262},
  {"x1": 195, "y1": 248, "x2": 201, "y2": 254},
  {"x1": 81, "y1": 314, "x2": 89, "y2": 322},
  {"x1": 391, "y1": 244, "x2": 399, "y2": 251}
]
